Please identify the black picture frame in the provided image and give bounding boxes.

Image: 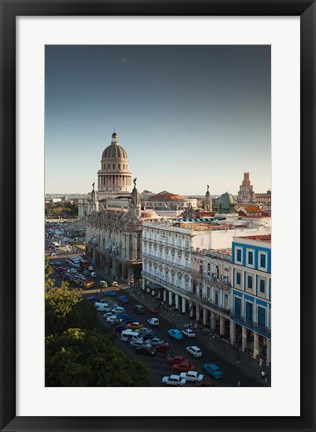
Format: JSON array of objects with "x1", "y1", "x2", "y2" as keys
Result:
[{"x1": 1, "y1": 1, "x2": 315, "y2": 431}]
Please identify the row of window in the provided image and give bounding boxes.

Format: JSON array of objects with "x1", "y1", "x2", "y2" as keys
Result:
[
  {"x1": 234, "y1": 297, "x2": 268, "y2": 328},
  {"x1": 235, "y1": 246, "x2": 269, "y2": 271},
  {"x1": 235, "y1": 271, "x2": 269, "y2": 298},
  {"x1": 101, "y1": 163, "x2": 128, "y2": 170}
]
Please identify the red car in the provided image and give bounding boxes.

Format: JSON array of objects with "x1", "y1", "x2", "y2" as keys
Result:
[
  {"x1": 172, "y1": 361, "x2": 196, "y2": 373},
  {"x1": 167, "y1": 355, "x2": 186, "y2": 365},
  {"x1": 154, "y1": 343, "x2": 170, "y2": 353},
  {"x1": 149, "y1": 306, "x2": 158, "y2": 314}
]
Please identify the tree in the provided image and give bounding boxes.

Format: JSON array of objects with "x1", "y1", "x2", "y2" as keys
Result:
[{"x1": 46, "y1": 328, "x2": 152, "y2": 387}]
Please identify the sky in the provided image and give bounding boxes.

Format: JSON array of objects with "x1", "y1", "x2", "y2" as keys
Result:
[{"x1": 45, "y1": 45, "x2": 271, "y2": 195}]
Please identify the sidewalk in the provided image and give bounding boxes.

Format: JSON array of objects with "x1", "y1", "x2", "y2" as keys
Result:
[{"x1": 129, "y1": 288, "x2": 271, "y2": 387}]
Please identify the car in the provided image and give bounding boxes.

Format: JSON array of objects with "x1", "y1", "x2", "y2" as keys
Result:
[
  {"x1": 149, "y1": 305, "x2": 158, "y2": 314},
  {"x1": 194, "y1": 380, "x2": 214, "y2": 387},
  {"x1": 142, "y1": 333, "x2": 157, "y2": 341},
  {"x1": 134, "y1": 304, "x2": 145, "y2": 314},
  {"x1": 161, "y1": 375, "x2": 186, "y2": 386},
  {"x1": 126, "y1": 321, "x2": 144, "y2": 330},
  {"x1": 130, "y1": 340, "x2": 152, "y2": 350},
  {"x1": 182, "y1": 328, "x2": 196, "y2": 338},
  {"x1": 50, "y1": 252, "x2": 57, "y2": 256},
  {"x1": 111, "y1": 281, "x2": 119, "y2": 287},
  {"x1": 167, "y1": 355, "x2": 186, "y2": 365},
  {"x1": 99, "y1": 280, "x2": 108, "y2": 288},
  {"x1": 50, "y1": 261, "x2": 62, "y2": 266},
  {"x1": 147, "y1": 318, "x2": 159, "y2": 326},
  {"x1": 154, "y1": 343, "x2": 170, "y2": 353},
  {"x1": 179, "y1": 371, "x2": 204, "y2": 382},
  {"x1": 147, "y1": 337, "x2": 164, "y2": 346},
  {"x1": 116, "y1": 313, "x2": 131, "y2": 319},
  {"x1": 172, "y1": 361, "x2": 196, "y2": 373},
  {"x1": 135, "y1": 346, "x2": 156, "y2": 356},
  {"x1": 121, "y1": 317, "x2": 135, "y2": 324},
  {"x1": 106, "y1": 316, "x2": 118, "y2": 323},
  {"x1": 118, "y1": 295, "x2": 129, "y2": 303},
  {"x1": 137, "y1": 327, "x2": 153, "y2": 335},
  {"x1": 111, "y1": 306, "x2": 125, "y2": 313},
  {"x1": 83, "y1": 269, "x2": 90, "y2": 276},
  {"x1": 186, "y1": 346, "x2": 203, "y2": 358},
  {"x1": 103, "y1": 312, "x2": 117, "y2": 318},
  {"x1": 90, "y1": 272, "x2": 97, "y2": 278},
  {"x1": 168, "y1": 329, "x2": 184, "y2": 340},
  {"x1": 104, "y1": 290, "x2": 116, "y2": 296},
  {"x1": 202, "y1": 363, "x2": 224, "y2": 379}
]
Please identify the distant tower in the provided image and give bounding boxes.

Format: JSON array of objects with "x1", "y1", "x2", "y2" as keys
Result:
[
  {"x1": 130, "y1": 177, "x2": 141, "y2": 219},
  {"x1": 237, "y1": 172, "x2": 256, "y2": 203},
  {"x1": 90, "y1": 182, "x2": 99, "y2": 212},
  {"x1": 204, "y1": 184, "x2": 212, "y2": 211}
]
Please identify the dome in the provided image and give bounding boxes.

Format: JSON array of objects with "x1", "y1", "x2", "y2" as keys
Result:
[
  {"x1": 219, "y1": 192, "x2": 235, "y2": 211},
  {"x1": 101, "y1": 132, "x2": 128, "y2": 160}
]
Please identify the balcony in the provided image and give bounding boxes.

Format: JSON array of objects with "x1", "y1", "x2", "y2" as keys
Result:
[
  {"x1": 231, "y1": 314, "x2": 271, "y2": 338},
  {"x1": 204, "y1": 274, "x2": 232, "y2": 290},
  {"x1": 190, "y1": 292, "x2": 230, "y2": 315}
]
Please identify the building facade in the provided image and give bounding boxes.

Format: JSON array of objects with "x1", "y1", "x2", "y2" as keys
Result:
[
  {"x1": 237, "y1": 172, "x2": 256, "y2": 204},
  {"x1": 230, "y1": 235, "x2": 271, "y2": 366}
]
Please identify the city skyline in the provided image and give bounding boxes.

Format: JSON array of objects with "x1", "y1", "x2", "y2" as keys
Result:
[{"x1": 45, "y1": 45, "x2": 271, "y2": 195}]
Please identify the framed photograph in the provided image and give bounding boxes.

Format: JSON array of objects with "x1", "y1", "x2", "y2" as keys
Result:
[{"x1": 1, "y1": 1, "x2": 315, "y2": 431}]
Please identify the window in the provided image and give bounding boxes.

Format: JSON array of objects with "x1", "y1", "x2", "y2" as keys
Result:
[
  {"x1": 260, "y1": 254, "x2": 266, "y2": 268},
  {"x1": 258, "y1": 306, "x2": 266, "y2": 327},
  {"x1": 247, "y1": 250, "x2": 254, "y2": 266},
  {"x1": 235, "y1": 297, "x2": 241, "y2": 316},
  {"x1": 247, "y1": 275, "x2": 253, "y2": 289},
  {"x1": 259, "y1": 279, "x2": 265, "y2": 294},
  {"x1": 236, "y1": 271, "x2": 241, "y2": 286},
  {"x1": 236, "y1": 248, "x2": 242, "y2": 263},
  {"x1": 245, "y1": 302, "x2": 253, "y2": 322}
]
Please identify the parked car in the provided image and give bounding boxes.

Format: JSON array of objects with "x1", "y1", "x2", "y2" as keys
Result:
[
  {"x1": 149, "y1": 305, "x2": 158, "y2": 314},
  {"x1": 142, "y1": 333, "x2": 157, "y2": 341},
  {"x1": 106, "y1": 316, "x2": 118, "y2": 324},
  {"x1": 134, "y1": 304, "x2": 145, "y2": 314},
  {"x1": 161, "y1": 375, "x2": 186, "y2": 386},
  {"x1": 202, "y1": 363, "x2": 224, "y2": 379},
  {"x1": 137, "y1": 327, "x2": 153, "y2": 335},
  {"x1": 111, "y1": 306, "x2": 125, "y2": 313},
  {"x1": 179, "y1": 371, "x2": 204, "y2": 382},
  {"x1": 90, "y1": 272, "x2": 97, "y2": 278},
  {"x1": 154, "y1": 343, "x2": 170, "y2": 353},
  {"x1": 147, "y1": 318, "x2": 159, "y2": 326},
  {"x1": 182, "y1": 328, "x2": 196, "y2": 338},
  {"x1": 111, "y1": 281, "x2": 119, "y2": 287},
  {"x1": 148, "y1": 337, "x2": 164, "y2": 346},
  {"x1": 172, "y1": 361, "x2": 196, "y2": 373},
  {"x1": 121, "y1": 317, "x2": 135, "y2": 324},
  {"x1": 167, "y1": 329, "x2": 184, "y2": 340},
  {"x1": 167, "y1": 355, "x2": 186, "y2": 365},
  {"x1": 126, "y1": 321, "x2": 144, "y2": 330},
  {"x1": 86, "y1": 296, "x2": 99, "y2": 302},
  {"x1": 130, "y1": 340, "x2": 152, "y2": 350},
  {"x1": 186, "y1": 346, "x2": 203, "y2": 358},
  {"x1": 135, "y1": 346, "x2": 156, "y2": 356},
  {"x1": 118, "y1": 295, "x2": 129, "y2": 304}
]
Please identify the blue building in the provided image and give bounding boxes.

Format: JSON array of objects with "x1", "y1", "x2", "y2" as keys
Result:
[{"x1": 230, "y1": 235, "x2": 271, "y2": 366}]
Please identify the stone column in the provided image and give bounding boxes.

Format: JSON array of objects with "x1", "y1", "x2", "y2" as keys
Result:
[
  {"x1": 241, "y1": 326, "x2": 247, "y2": 351},
  {"x1": 181, "y1": 297, "x2": 186, "y2": 313},
  {"x1": 142, "y1": 276, "x2": 146, "y2": 290},
  {"x1": 266, "y1": 338, "x2": 271, "y2": 366},
  {"x1": 175, "y1": 294, "x2": 179, "y2": 309},
  {"x1": 196, "y1": 303, "x2": 200, "y2": 321},
  {"x1": 253, "y1": 332, "x2": 259, "y2": 359},
  {"x1": 210, "y1": 312, "x2": 215, "y2": 331},
  {"x1": 230, "y1": 321, "x2": 235, "y2": 344},
  {"x1": 220, "y1": 316, "x2": 225, "y2": 336},
  {"x1": 203, "y1": 308, "x2": 208, "y2": 326},
  {"x1": 163, "y1": 289, "x2": 167, "y2": 302},
  {"x1": 168, "y1": 291, "x2": 173, "y2": 306}
]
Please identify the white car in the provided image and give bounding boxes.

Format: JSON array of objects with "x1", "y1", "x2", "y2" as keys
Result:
[
  {"x1": 111, "y1": 306, "x2": 124, "y2": 313},
  {"x1": 130, "y1": 339, "x2": 152, "y2": 349},
  {"x1": 90, "y1": 272, "x2": 97, "y2": 278},
  {"x1": 162, "y1": 375, "x2": 186, "y2": 386},
  {"x1": 182, "y1": 328, "x2": 196, "y2": 338},
  {"x1": 106, "y1": 316, "x2": 118, "y2": 323},
  {"x1": 103, "y1": 312, "x2": 117, "y2": 318},
  {"x1": 149, "y1": 337, "x2": 164, "y2": 346},
  {"x1": 179, "y1": 371, "x2": 204, "y2": 382},
  {"x1": 137, "y1": 327, "x2": 153, "y2": 335},
  {"x1": 147, "y1": 318, "x2": 159, "y2": 326},
  {"x1": 186, "y1": 345, "x2": 203, "y2": 358}
]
